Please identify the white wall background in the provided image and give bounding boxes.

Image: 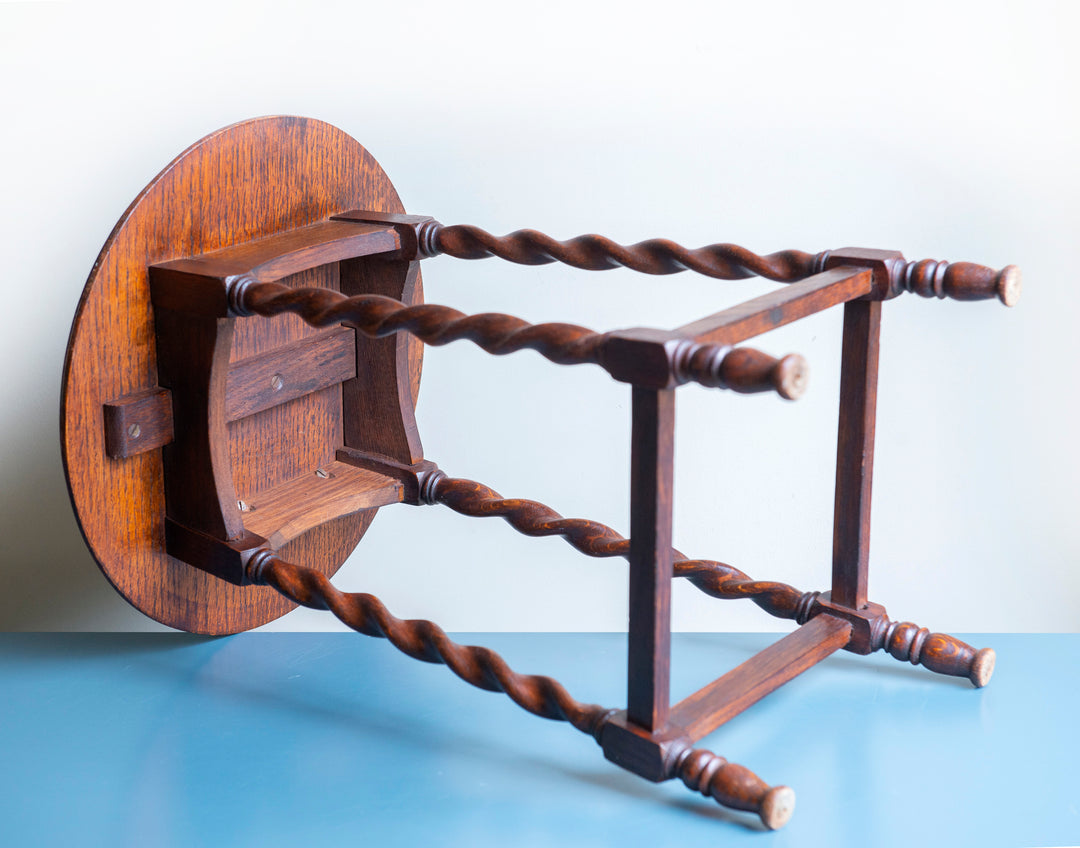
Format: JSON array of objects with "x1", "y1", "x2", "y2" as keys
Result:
[{"x1": 1, "y1": 0, "x2": 1076, "y2": 633}]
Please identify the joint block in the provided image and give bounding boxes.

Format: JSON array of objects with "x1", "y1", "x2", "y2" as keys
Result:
[
  {"x1": 824, "y1": 247, "x2": 906, "y2": 301},
  {"x1": 599, "y1": 711, "x2": 688, "y2": 782},
  {"x1": 808, "y1": 591, "x2": 887, "y2": 654}
]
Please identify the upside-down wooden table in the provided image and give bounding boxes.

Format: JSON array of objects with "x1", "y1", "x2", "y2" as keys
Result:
[{"x1": 61, "y1": 116, "x2": 1019, "y2": 831}]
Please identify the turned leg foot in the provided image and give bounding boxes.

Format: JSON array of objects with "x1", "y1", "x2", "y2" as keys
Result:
[
  {"x1": 881, "y1": 622, "x2": 995, "y2": 688},
  {"x1": 807, "y1": 594, "x2": 996, "y2": 688},
  {"x1": 674, "y1": 747, "x2": 795, "y2": 830}
]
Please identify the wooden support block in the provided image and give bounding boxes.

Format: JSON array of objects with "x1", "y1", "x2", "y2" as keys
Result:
[
  {"x1": 331, "y1": 210, "x2": 439, "y2": 260},
  {"x1": 600, "y1": 711, "x2": 686, "y2": 782},
  {"x1": 225, "y1": 327, "x2": 356, "y2": 422},
  {"x1": 335, "y1": 447, "x2": 441, "y2": 506},
  {"x1": 807, "y1": 592, "x2": 887, "y2": 654},
  {"x1": 154, "y1": 220, "x2": 400, "y2": 290},
  {"x1": 164, "y1": 520, "x2": 268, "y2": 586},
  {"x1": 102, "y1": 388, "x2": 174, "y2": 459},
  {"x1": 240, "y1": 461, "x2": 403, "y2": 550}
]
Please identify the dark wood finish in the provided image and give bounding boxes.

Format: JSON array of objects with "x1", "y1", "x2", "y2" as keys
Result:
[
  {"x1": 252, "y1": 548, "x2": 791, "y2": 829},
  {"x1": 822, "y1": 248, "x2": 906, "y2": 301},
  {"x1": 599, "y1": 328, "x2": 692, "y2": 389},
  {"x1": 676, "y1": 267, "x2": 872, "y2": 346},
  {"x1": 148, "y1": 215, "x2": 428, "y2": 596},
  {"x1": 153, "y1": 307, "x2": 243, "y2": 541},
  {"x1": 241, "y1": 461, "x2": 403, "y2": 550},
  {"x1": 238, "y1": 280, "x2": 809, "y2": 398},
  {"x1": 428, "y1": 474, "x2": 819, "y2": 620},
  {"x1": 803, "y1": 592, "x2": 886, "y2": 653},
  {"x1": 831, "y1": 299, "x2": 882, "y2": 609},
  {"x1": 225, "y1": 326, "x2": 356, "y2": 422},
  {"x1": 247, "y1": 551, "x2": 614, "y2": 736},
  {"x1": 598, "y1": 713, "x2": 794, "y2": 829},
  {"x1": 715, "y1": 348, "x2": 807, "y2": 399},
  {"x1": 675, "y1": 748, "x2": 794, "y2": 831},
  {"x1": 152, "y1": 219, "x2": 399, "y2": 293},
  {"x1": 163, "y1": 520, "x2": 267, "y2": 586},
  {"x1": 669, "y1": 615, "x2": 852, "y2": 742},
  {"x1": 101, "y1": 325, "x2": 360, "y2": 458},
  {"x1": 879, "y1": 623, "x2": 996, "y2": 688},
  {"x1": 430, "y1": 223, "x2": 826, "y2": 281},
  {"x1": 61, "y1": 116, "x2": 421, "y2": 634},
  {"x1": 898, "y1": 258, "x2": 1021, "y2": 305},
  {"x1": 823, "y1": 247, "x2": 1021, "y2": 306},
  {"x1": 332, "y1": 210, "x2": 440, "y2": 259},
  {"x1": 599, "y1": 713, "x2": 686, "y2": 782},
  {"x1": 340, "y1": 258, "x2": 425, "y2": 463},
  {"x1": 599, "y1": 327, "x2": 808, "y2": 396},
  {"x1": 431, "y1": 224, "x2": 1021, "y2": 307},
  {"x1": 626, "y1": 387, "x2": 675, "y2": 731},
  {"x1": 807, "y1": 592, "x2": 995, "y2": 687},
  {"x1": 65, "y1": 116, "x2": 1019, "y2": 829},
  {"x1": 102, "y1": 388, "x2": 174, "y2": 459},
  {"x1": 335, "y1": 447, "x2": 441, "y2": 506}
]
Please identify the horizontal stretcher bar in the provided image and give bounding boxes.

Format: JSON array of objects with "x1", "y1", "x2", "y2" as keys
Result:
[
  {"x1": 668, "y1": 615, "x2": 852, "y2": 742},
  {"x1": 676, "y1": 268, "x2": 873, "y2": 346}
]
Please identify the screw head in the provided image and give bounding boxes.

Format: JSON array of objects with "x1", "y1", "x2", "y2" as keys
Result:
[
  {"x1": 127, "y1": 423, "x2": 141, "y2": 439},
  {"x1": 315, "y1": 468, "x2": 330, "y2": 479},
  {"x1": 270, "y1": 374, "x2": 284, "y2": 391}
]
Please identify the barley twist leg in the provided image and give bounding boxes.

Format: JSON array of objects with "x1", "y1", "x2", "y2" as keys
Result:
[
  {"x1": 430, "y1": 225, "x2": 824, "y2": 282},
  {"x1": 428, "y1": 475, "x2": 813, "y2": 622},
  {"x1": 246, "y1": 551, "x2": 613, "y2": 736},
  {"x1": 246, "y1": 551, "x2": 795, "y2": 828}
]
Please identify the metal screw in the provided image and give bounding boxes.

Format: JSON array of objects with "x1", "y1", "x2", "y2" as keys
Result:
[
  {"x1": 127, "y1": 423, "x2": 141, "y2": 439},
  {"x1": 315, "y1": 468, "x2": 330, "y2": 479},
  {"x1": 270, "y1": 374, "x2": 284, "y2": 391},
  {"x1": 237, "y1": 500, "x2": 250, "y2": 511}
]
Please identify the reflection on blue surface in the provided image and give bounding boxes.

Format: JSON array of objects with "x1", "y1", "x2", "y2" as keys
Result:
[{"x1": 0, "y1": 633, "x2": 1077, "y2": 847}]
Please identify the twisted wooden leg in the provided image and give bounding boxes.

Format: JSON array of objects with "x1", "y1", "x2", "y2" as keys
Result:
[
  {"x1": 246, "y1": 550, "x2": 612, "y2": 737},
  {"x1": 428, "y1": 474, "x2": 812, "y2": 622},
  {"x1": 246, "y1": 550, "x2": 795, "y2": 828},
  {"x1": 428, "y1": 475, "x2": 995, "y2": 687},
  {"x1": 233, "y1": 279, "x2": 807, "y2": 395}
]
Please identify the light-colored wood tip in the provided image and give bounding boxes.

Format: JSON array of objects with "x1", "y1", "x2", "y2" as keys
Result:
[
  {"x1": 970, "y1": 647, "x2": 996, "y2": 688},
  {"x1": 997, "y1": 265, "x2": 1022, "y2": 307},
  {"x1": 760, "y1": 786, "x2": 795, "y2": 830},
  {"x1": 775, "y1": 354, "x2": 809, "y2": 400}
]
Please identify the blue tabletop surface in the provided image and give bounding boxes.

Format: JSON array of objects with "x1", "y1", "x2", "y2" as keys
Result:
[{"x1": 1, "y1": 632, "x2": 1076, "y2": 847}]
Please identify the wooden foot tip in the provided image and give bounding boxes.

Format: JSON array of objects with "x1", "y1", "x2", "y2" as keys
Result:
[
  {"x1": 970, "y1": 647, "x2": 996, "y2": 688},
  {"x1": 775, "y1": 354, "x2": 809, "y2": 400},
  {"x1": 760, "y1": 786, "x2": 795, "y2": 830},
  {"x1": 998, "y1": 265, "x2": 1022, "y2": 307}
]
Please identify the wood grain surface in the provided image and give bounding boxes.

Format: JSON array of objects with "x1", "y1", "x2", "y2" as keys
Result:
[{"x1": 61, "y1": 116, "x2": 423, "y2": 634}]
